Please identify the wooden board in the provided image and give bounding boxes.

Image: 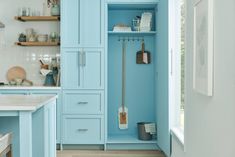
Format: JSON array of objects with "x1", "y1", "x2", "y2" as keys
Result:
[
  {"x1": 6, "y1": 66, "x2": 26, "y2": 81},
  {"x1": 15, "y1": 42, "x2": 60, "y2": 46},
  {"x1": 15, "y1": 16, "x2": 60, "y2": 22}
]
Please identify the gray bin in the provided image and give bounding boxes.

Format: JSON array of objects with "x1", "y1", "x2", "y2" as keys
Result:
[{"x1": 137, "y1": 122, "x2": 152, "y2": 141}]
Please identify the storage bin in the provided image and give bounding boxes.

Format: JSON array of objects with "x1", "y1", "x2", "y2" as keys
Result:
[{"x1": 137, "y1": 122, "x2": 152, "y2": 141}]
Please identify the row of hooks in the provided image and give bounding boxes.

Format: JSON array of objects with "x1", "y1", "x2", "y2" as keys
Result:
[{"x1": 118, "y1": 36, "x2": 145, "y2": 42}]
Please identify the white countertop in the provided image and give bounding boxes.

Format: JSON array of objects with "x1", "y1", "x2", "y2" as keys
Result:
[
  {"x1": 0, "y1": 95, "x2": 57, "y2": 111},
  {"x1": 0, "y1": 86, "x2": 61, "y2": 90}
]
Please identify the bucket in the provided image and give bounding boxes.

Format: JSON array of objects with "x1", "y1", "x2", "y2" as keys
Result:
[{"x1": 137, "y1": 122, "x2": 152, "y2": 141}]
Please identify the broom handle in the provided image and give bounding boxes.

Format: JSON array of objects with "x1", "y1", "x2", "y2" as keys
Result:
[
  {"x1": 122, "y1": 40, "x2": 126, "y2": 113},
  {"x1": 142, "y1": 41, "x2": 145, "y2": 61}
]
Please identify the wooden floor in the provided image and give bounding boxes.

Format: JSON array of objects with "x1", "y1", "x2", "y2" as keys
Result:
[{"x1": 57, "y1": 150, "x2": 166, "y2": 157}]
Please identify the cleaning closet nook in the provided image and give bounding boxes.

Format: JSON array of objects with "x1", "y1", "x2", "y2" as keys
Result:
[{"x1": 105, "y1": 0, "x2": 169, "y2": 151}]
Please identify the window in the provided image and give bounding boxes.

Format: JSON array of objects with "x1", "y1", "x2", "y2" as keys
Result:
[
  {"x1": 180, "y1": 0, "x2": 185, "y2": 130},
  {"x1": 170, "y1": 0, "x2": 186, "y2": 139}
]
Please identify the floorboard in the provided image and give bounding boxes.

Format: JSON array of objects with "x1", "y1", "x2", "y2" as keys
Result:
[{"x1": 57, "y1": 150, "x2": 166, "y2": 157}]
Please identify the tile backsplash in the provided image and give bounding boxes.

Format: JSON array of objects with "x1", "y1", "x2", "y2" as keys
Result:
[
  {"x1": 0, "y1": 46, "x2": 59, "y2": 85},
  {"x1": 0, "y1": 0, "x2": 60, "y2": 85}
]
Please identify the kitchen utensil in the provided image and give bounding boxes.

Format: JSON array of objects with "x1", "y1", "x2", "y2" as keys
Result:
[
  {"x1": 6, "y1": 66, "x2": 33, "y2": 86},
  {"x1": 118, "y1": 40, "x2": 128, "y2": 130},
  {"x1": 44, "y1": 72, "x2": 55, "y2": 86},
  {"x1": 136, "y1": 40, "x2": 151, "y2": 64}
]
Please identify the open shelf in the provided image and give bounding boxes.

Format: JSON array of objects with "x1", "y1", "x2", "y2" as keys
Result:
[
  {"x1": 107, "y1": 134, "x2": 156, "y2": 144},
  {"x1": 108, "y1": 31, "x2": 157, "y2": 36},
  {"x1": 15, "y1": 42, "x2": 60, "y2": 46},
  {"x1": 15, "y1": 16, "x2": 60, "y2": 22}
]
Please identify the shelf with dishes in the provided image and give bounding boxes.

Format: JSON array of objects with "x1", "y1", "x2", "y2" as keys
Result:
[{"x1": 15, "y1": 16, "x2": 60, "y2": 22}]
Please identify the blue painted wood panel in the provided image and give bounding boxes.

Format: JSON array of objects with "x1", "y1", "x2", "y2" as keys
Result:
[
  {"x1": 107, "y1": 35, "x2": 156, "y2": 137},
  {"x1": 106, "y1": 0, "x2": 159, "y2": 4},
  {"x1": 63, "y1": 91, "x2": 104, "y2": 115},
  {"x1": 80, "y1": 0, "x2": 104, "y2": 47},
  {"x1": 62, "y1": 49, "x2": 81, "y2": 89},
  {"x1": 61, "y1": 0, "x2": 104, "y2": 47},
  {"x1": 156, "y1": 0, "x2": 170, "y2": 156},
  {"x1": 0, "y1": 100, "x2": 56, "y2": 157},
  {"x1": 82, "y1": 49, "x2": 104, "y2": 89},
  {"x1": 61, "y1": 0, "x2": 80, "y2": 47},
  {"x1": 62, "y1": 115, "x2": 104, "y2": 144},
  {"x1": 62, "y1": 48, "x2": 104, "y2": 89},
  {"x1": 0, "y1": 90, "x2": 61, "y2": 144}
]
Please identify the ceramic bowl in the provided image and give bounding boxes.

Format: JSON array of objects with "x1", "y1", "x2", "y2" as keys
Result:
[{"x1": 37, "y1": 34, "x2": 48, "y2": 42}]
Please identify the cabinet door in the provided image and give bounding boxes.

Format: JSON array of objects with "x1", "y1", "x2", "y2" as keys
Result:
[
  {"x1": 61, "y1": 0, "x2": 81, "y2": 47},
  {"x1": 80, "y1": 0, "x2": 104, "y2": 47},
  {"x1": 82, "y1": 49, "x2": 104, "y2": 89},
  {"x1": 62, "y1": 49, "x2": 82, "y2": 89},
  {"x1": 44, "y1": 100, "x2": 56, "y2": 157}
]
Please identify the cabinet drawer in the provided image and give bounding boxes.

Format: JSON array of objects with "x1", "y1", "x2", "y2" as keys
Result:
[
  {"x1": 63, "y1": 92, "x2": 103, "y2": 114},
  {"x1": 63, "y1": 116, "x2": 104, "y2": 144}
]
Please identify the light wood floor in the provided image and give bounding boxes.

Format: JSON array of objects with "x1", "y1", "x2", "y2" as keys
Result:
[{"x1": 57, "y1": 150, "x2": 166, "y2": 157}]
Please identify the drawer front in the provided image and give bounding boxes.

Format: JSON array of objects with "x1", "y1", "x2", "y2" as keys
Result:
[
  {"x1": 63, "y1": 92, "x2": 103, "y2": 114},
  {"x1": 63, "y1": 116, "x2": 104, "y2": 144}
]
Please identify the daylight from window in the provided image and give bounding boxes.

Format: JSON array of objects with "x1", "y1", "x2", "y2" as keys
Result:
[{"x1": 180, "y1": 0, "x2": 185, "y2": 130}]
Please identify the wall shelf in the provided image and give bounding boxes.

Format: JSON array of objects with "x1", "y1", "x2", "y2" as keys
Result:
[
  {"x1": 15, "y1": 16, "x2": 60, "y2": 22},
  {"x1": 15, "y1": 42, "x2": 60, "y2": 46},
  {"x1": 107, "y1": 134, "x2": 156, "y2": 144},
  {"x1": 108, "y1": 31, "x2": 157, "y2": 36}
]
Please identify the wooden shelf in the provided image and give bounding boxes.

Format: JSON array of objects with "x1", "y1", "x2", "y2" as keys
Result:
[
  {"x1": 15, "y1": 16, "x2": 60, "y2": 22},
  {"x1": 108, "y1": 31, "x2": 157, "y2": 36},
  {"x1": 15, "y1": 42, "x2": 60, "y2": 46}
]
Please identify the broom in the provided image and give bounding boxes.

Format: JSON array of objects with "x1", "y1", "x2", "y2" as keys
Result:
[{"x1": 118, "y1": 40, "x2": 128, "y2": 130}]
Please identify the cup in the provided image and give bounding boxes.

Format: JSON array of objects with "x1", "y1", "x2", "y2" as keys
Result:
[{"x1": 25, "y1": 28, "x2": 34, "y2": 41}]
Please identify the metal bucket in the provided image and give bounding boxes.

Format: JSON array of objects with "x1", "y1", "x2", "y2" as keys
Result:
[{"x1": 137, "y1": 122, "x2": 152, "y2": 141}]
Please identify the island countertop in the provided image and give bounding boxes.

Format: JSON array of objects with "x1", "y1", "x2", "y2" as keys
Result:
[{"x1": 0, "y1": 95, "x2": 57, "y2": 111}]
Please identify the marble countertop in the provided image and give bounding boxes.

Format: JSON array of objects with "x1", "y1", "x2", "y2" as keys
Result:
[
  {"x1": 0, "y1": 95, "x2": 57, "y2": 111},
  {"x1": 0, "y1": 86, "x2": 61, "y2": 90}
]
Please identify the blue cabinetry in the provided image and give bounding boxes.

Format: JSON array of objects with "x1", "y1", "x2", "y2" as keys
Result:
[
  {"x1": 0, "y1": 89, "x2": 61, "y2": 144},
  {"x1": 61, "y1": 0, "x2": 104, "y2": 48},
  {"x1": 62, "y1": 48, "x2": 104, "y2": 90},
  {"x1": 61, "y1": 0, "x2": 105, "y2": 146}
]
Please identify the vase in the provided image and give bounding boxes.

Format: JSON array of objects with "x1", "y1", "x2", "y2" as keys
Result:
[{"x1": 51, "y1": 4, "x2": 60, "y2": 16}]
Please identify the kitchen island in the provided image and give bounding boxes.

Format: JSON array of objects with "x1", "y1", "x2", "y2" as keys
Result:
[{"x1": 0, "y1": 95, "x2": 57, "y2": 157}]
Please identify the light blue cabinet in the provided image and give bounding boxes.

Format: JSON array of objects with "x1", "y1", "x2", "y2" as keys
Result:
[
  {"x1": 61, "y1": 0, "x2": 104, "y2": 48},
  {"x1": 63, "y1": 91, "x2": 104, "y2": 115},
  {"x1": 61, "y1": 0, "x2": 105, "y2": 146},
  {"x1": 62, "y1": 48, "x2": 104, "y2": 90},
  {"x1": 62, "y1": 115, "x2": 104, "y2": 144},
  {"x1": 0, "y1": 89, "x2": 62, "y2": 144}
]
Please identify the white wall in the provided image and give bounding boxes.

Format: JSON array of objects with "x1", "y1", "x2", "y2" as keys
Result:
[
  {"x1": 0, "y1": 0, "x2": 59, "y2": 85},
  {"x1": 172, "y1": 0, "x2": 235, "y2": 157}
]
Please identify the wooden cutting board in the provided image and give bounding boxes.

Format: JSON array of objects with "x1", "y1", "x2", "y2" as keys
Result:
[{"x1": 6, "y1": 66, "x2": 26, "y2": 81}]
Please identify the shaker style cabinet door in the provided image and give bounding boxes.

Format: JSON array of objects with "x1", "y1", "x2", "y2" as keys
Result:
[
  {"x1": 62, "y1": 48, "x2": 104, "y2": 90},
  {"x1": 61, "y1": 0, "x2": 81, "y2": 47},
  {"x1": 81, "y1": 48, "x2": 104, "y2": 89},
  {"x1": 61, "y1": 0, "x2": 104, "y2": 47},
  {"x1": 62, "y1": 49, "x2": 82, "y2": 89},
  {"x1": 80, "y1": 0, "x2": 104, "y2": 47}
]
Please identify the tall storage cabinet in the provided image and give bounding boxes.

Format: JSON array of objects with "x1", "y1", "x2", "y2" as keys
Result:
[
  {"x1": 61, "y1": 0, "x2": 104, "y2": 48},
  {"x1": 61, "y1": 0, "x2": 170, "y2": 155},
  {"x1": 61, "y1": 0, "x2": 105, "y2": 145}
]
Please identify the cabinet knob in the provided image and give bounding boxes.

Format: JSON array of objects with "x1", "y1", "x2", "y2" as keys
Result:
[
  {"x1": 77, "y1": 102, "x2": 88, "y2": 105},
  {"x1": 77, "y1": 129, "x2": 88, "y2": 132}
]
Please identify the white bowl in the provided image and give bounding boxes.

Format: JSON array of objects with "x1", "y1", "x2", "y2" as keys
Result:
[{"x1": 37, "y1": 34, "x2": 48, "y2": 42}]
